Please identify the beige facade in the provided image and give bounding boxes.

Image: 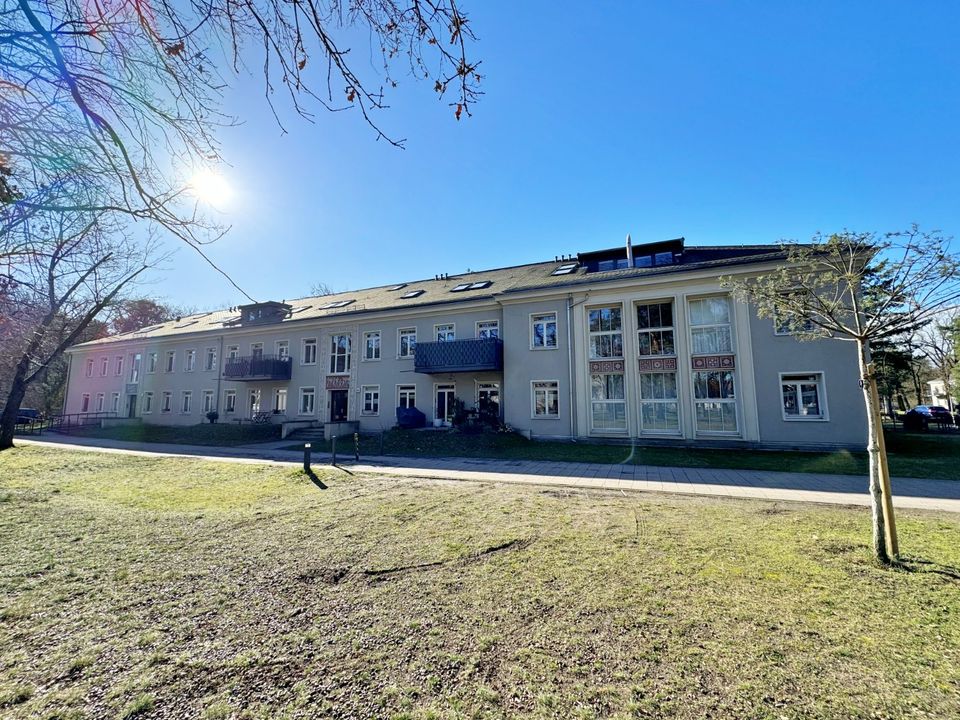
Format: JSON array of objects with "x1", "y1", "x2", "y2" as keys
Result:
[{"x1": 63, "y1": 241, "x2": 867, "y2": 448}]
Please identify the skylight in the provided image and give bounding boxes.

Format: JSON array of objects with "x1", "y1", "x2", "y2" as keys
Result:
[
  {"x1": 174, "y1": 320, "x2": 198, "y2": 328},
  {"x1": 317, "y1": 300, "x2": 355, "y2": 310},
  {"x1": 400, "y1": 289, "x2": 425, "y2": 299},
  {"x1": 290, "y1": 305, "x2": 312, "y2": 314},
  {"x1": 450, "y1": 283, "x2": 472, "y2": 292},
  {"x1": 388, "y1": 283, "x2": 408, "y2": 291},
  {"x1": 469, "y1": 281, "x2": 492, "y2": 290},
  {"x1": 551, "y1": 263, "x2": 578, "y2": 276}
]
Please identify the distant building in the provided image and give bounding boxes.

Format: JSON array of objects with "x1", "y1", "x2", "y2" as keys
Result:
[
  {"x1": 927, "y1": 379, "x2": 956, "y2": 411},
  {"x1": 62, "y1": 238, "x2": 866, "y2": 448}
]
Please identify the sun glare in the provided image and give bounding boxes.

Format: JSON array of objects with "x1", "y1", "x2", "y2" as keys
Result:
[{"x1": 189, "y1": 168, "x2": 233, "y2": 207}]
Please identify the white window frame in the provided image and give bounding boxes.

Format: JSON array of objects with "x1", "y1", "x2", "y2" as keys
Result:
[
  {"x1": 587, "y1": 305, "x2": 624, "y2": 359},
  {"x1": 692, "y1": 370, "x2": 739, "y2": 435},
  {"x1": 276, "y1": 340, "x2": 290, "y2": 359},
  {"x1": 476, "y1": 320, "x2": 499, "y2": 339},
  {"x1": 130, "y1": 354, "x2": 141, "y2": 383},
  {"x1": 301, "y1": 338, "x2": 317, "y2": 366},
  {"x1": 398, "y1": 328, "x2": 417, "y2": 358},
  {"x1": 397, "y1": 384, "x2": 417, "y2": 409},
  {"x1": 531, "y1": 380, "x2": 560, "y2": 419},
  {"x1": 115, "y1": 355, "x2": 124, "y2": 376},
  {"x1": 363, "y1": 331, "x2": 381, "y2": 361},
  {"x1": 111, "y1": 392, "x2": 121, "y2": 414},
  {"x1": 180, "y1": 391, "x2": 193, "y2": 414},
  {"x1": 142, "y1": 392, "x2": 153, "y2": 414},
  {"x1": 184, "y1": 349, "x2": 196, "y2": 372},
  {"x1": 224, "y1": 389, "x2": 236, "y2": 414},
  {"x1": 95, "y1": 392, "x2": 105, "y2": 412},
  {"x1": 435, "y1": 323, "x2": 456, "y2": 342},
  {"x1": 164, "y1": 350, "x2": 176, "y2": 373},
  {"x1": 204, "y1": 347, "x2": 218, "y2": 371},
  {"x1": 250, "y1": 342, "x2": 264, "y2": 358},
  {"x1": 85, "y1": 358, "x2": 94, "y2": 378},
  {"x1": 161, "y1": 391, "x2": 172, "y2": 413},
  {"x1": 688, "y1": 295, "x2": 735, "y2": 356},
  {"x1": 147, "y1": 352, "x2": 157, "y2": 374},
  {"x1": 298, "y1": 387, "x2": 316, "y2": 416},
  {"x1": 779, "y1": 371, "x2": 829, "y2": 421},
  {"x1": 273, "y1": 388, "x2": 287, "y2": 414},
  {"x1": 530, "y1": 312, "x2": 558, "y2": 350},
  {"x1": 329, "y1": 334, "x2": 351, "y2": 374},
  {"x1": 202, "y1": 390, "x2": 215, "y2": 414},
  {"x1": 80, "y1": 393, "x2": 90, "y2": 412},
  {"x1": 227, "y1": 345, "x2": 240, "y2": 360},
  {"x1": 100, "y1": 356, "x2": 109, "y2": 376},
  {"x1": 590, "y1": 372, "x2": 627, "y2": 433},
  {"x1": 361, "y1": 385, "x2": 380, "y2": 416}
]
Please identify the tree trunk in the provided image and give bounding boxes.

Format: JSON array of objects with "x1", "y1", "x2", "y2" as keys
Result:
[
  {"x1": 858, "y1": 340, "x2": 891, "y2": 564},
  {"x1": 0, "y1": 356, "x2": 32, "y2": 450}
]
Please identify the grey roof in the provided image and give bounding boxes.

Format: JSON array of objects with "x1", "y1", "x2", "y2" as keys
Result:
[{"x1": 73, "y1": 243, "x2": 788, "y2": 348}]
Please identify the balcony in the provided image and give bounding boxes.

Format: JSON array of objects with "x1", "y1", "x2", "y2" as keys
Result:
[
  {"x1": 414, "y1": 338, "x2": 504, "y2": 374},
  {"x1": 223, "y1": 354, "x2": 292, "y2": 381}
]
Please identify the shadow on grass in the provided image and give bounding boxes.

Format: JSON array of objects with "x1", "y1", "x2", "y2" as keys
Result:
[
  {"x1": 894, "y1": 555, "x2": 960, "y2": 582},
  {"x1": 304, "y1": 469, "x2": 328, "y2": 490}
]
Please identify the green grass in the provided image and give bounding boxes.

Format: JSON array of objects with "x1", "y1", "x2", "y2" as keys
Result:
[
  {"x1": 2, "y1": 445, "x2": 960, "y2": 719},
  {"x1": 61, "y1": 421, "x2": 281, "y2": 446},
  {"x1": 288, "y1": 427, "x2": 960, "y2": 480}
]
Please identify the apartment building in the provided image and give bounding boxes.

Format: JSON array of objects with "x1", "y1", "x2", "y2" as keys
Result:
[{"x1": 62, "y1": 238, "x2": 866, "y2": 448}]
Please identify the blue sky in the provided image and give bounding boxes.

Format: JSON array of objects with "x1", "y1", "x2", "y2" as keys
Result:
[{"x1": 155, "y1": 1, "x2": 960, "y2": 309}]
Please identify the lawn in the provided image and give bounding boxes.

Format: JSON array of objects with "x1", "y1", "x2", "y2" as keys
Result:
[
  {"x1": 55, "y1": 421, "x2": 282, "y2": 446},
  {"x1": 288, "y1": 427, "x2": 960, "y2": 481},
  {"x1": 2, "y1": 446, "x2": 959, "y2": 719}
]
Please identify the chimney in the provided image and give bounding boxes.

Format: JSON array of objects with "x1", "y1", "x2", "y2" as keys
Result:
[{"x1": 625, "y1": 234, "x2": 633, "y2": 266}]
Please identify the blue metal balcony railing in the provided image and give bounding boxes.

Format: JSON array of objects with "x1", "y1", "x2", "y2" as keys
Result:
[
  {"x1": 414, "y1": 338, "x2": 504, "y2": 374},
  {"x1": 223, "y1": 354, "x2": 292, "y2": 381}
]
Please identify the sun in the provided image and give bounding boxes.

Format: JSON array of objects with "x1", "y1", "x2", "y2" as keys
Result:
[{"x1": 188, "y1": 168, "x2": 232, "y2": 207}]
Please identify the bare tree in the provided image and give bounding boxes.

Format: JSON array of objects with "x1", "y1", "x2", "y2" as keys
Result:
[
  {"x1": 0, "y1": 209, "x2": 162, "y2": 449},
  {"x1": 913, "y1": 307, "x2": 959, "y2": 410},
  {"x1": 1, "y1": 1, "x2": 481, "y2": 282},
  {"x1": 723, "y1": 227, "x2": 960, "y2": 565},
  {"x1": 309, "y1": 282, "x2": 336, "y2": 296}
]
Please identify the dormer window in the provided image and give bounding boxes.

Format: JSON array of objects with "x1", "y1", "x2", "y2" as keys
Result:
[{"x1": 236, "y1": 301, "x2": 292, "y2": 326}]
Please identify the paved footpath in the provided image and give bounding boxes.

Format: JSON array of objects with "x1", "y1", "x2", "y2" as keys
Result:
[{"x1": 14, "y1": 435, "x2": 960, "y2": 513}]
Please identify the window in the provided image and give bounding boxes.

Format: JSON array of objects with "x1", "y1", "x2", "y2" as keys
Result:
[
  {"x1": 400, "y1": 290, "x2": 424, "y2": 299},
  {"x1": 165, "y1": 351, "x2": 175, "y2": 373},
  {"x1": 202, "y1": 390, "x2": 215, "y2": 414},
  {"x1": 591, "y1": 373, "x2": 627, "y2": 431},
  {"x1": 362, "y1": 385, "x2": 380, "y2": 415},
  {"x1": 588, "y1": 306, "x2": 623, "y2": 358},
  {"x1": 250, "y1": 342, "x2": 263, "y2": 359},
  {"x1": 469, "y1": 281, "x2": 492, "y2": 290},
  {"x1": 774, "y1": 311, "x2": 815, "y2": 336},
  {"x1": 184, "y1": 349, "x2": 196, "y2": 372},
  {"x1": 398, "y1": 328, "x2": 417, "y2": 358},
  {"x1": 477, "y1": 382, "x2": 500, "y2": 416},
  {"x1": 100, "y1": 356, "x2": 109, "y2": 376},
  {"x1": 476, "y1": 321, "x2": 499, "y2": 339},
  {"x1": 204, "y1": 347, "x2": 218, "y2": 371},
  {"x1": 318, "y1": 299, "x2": 354, "y2": 309},
  {"x1": 435, "y1": 323, "x2": 455, "y2": 342},
  {"x1": 96, "y1": 393, "x2": 105, "y2": 412},
  {"x1": 329, "y1": 334, "x2": 351, "y2": 373},
  {"x1": 398, "y1": 385, "x2": 417, "y2": 409},
  {"x1": 638, "y1": 373, "x2": 680, "y2": 433},
  {"x1": 80, "y1": 394, "x2": 90, "y2": 412},
  {"x1": 142, "y1": 392, "x2": 153, "y2": 414},
  {"x1": 532, "y1": 313, "x2": 558, "y2": 349},
  {"x1": 364, "y1": 331, "x2": 381, "y2": 361},
  {"x1": 450, "y1": 283, "x2": 471, "y2": 292},
  {"x1": 636, "y1": 302, "x2": 675, "y2": 356},
  {"x1": 276, "y1": 340, "x2": 289, "y2": 359},
  {"x1": 388, "y1": 283, "x2": 407, "y2": 291},
  {"x1": 273, "y1": 388, "x2": 287, "y2": 414},
  {"x1": 161, "y1": 391, "x2": 172, "y2": 413},
  {"x1": 689, "y1": 296, "x2": 733, "y2": 354},
  {"x1": 301, "y1": 338, "x2": 317, "y2": 365},
  {"x1": 693, "y1": 371, "x2": 738, "y2": 433},
  {"x1": 248, "y1": 389, "x2": 261, "y2": 414},
  {"x1": 227, "y1": 345, "x2": 240, "y2": 360},
  {"x1": 115, "y1": 356, "x2": 124, "y2": 376},
  {"x1": 147, "y1": 352, "x2": 157, "y2": 374},
  {"x1": 781, "y1": 373, "x2": 826, "y2": 420},
  {"x1": 299, "y1": 387, "x2": 316, "y2": 415},
  {"x1": 85, "y1": 359, "x2": 94, "y2": 377},
  {"x1": 551, "y1": 262, "x2": 578, "y2": 276},
  {"x1": 224, "y1": 390, "x2": 236, "y2": 413},
  {"x1": 130, "y1": 354, "x2": 141, "y2": 383},
  {"x1": 532, "y1": 381, "x2": 559, "y2": 418},
  {"x1": 181, "y1": 391, "x2": 192, "y2": 414},
  {"x1": 111, "y1": 392, "x2": 120, "y2": 413}
]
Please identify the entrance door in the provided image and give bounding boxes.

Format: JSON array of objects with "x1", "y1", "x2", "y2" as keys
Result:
[
  {"x1": 435, "y1": 384, "x2": 456, "y2": 426},
  {"x1": 330, "y1": 389, "x2": 348, "y2": 422},
  {"x1": 127, "y1": 394, "x2": 137, "y2": 418}
]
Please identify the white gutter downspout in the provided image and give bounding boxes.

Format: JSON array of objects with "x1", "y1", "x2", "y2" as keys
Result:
[{"x1": 567, "y1": 292, "x2": 590, "y2": 439}]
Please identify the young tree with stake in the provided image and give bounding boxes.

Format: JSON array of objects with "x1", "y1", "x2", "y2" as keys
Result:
[{"x1": 723, "y1": 228, "x2": 960, "y2": 564}]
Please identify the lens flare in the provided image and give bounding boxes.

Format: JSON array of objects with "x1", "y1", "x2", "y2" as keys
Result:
[{"x1": 189, "y1": 168, "x2": 232, "y2": 207}]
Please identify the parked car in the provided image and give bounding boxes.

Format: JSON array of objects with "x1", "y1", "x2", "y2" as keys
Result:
[
  {"x1": 16, "y1": 408, "x2": 43, "y2": 424},
  {"x1": 913, "y1": 405, "x2": 954, "y2": 423}
]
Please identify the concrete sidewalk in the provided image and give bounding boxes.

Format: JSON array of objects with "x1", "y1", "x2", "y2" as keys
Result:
[{"x1": 14, "y1": 434, "x2": 960, "y2": 513}]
